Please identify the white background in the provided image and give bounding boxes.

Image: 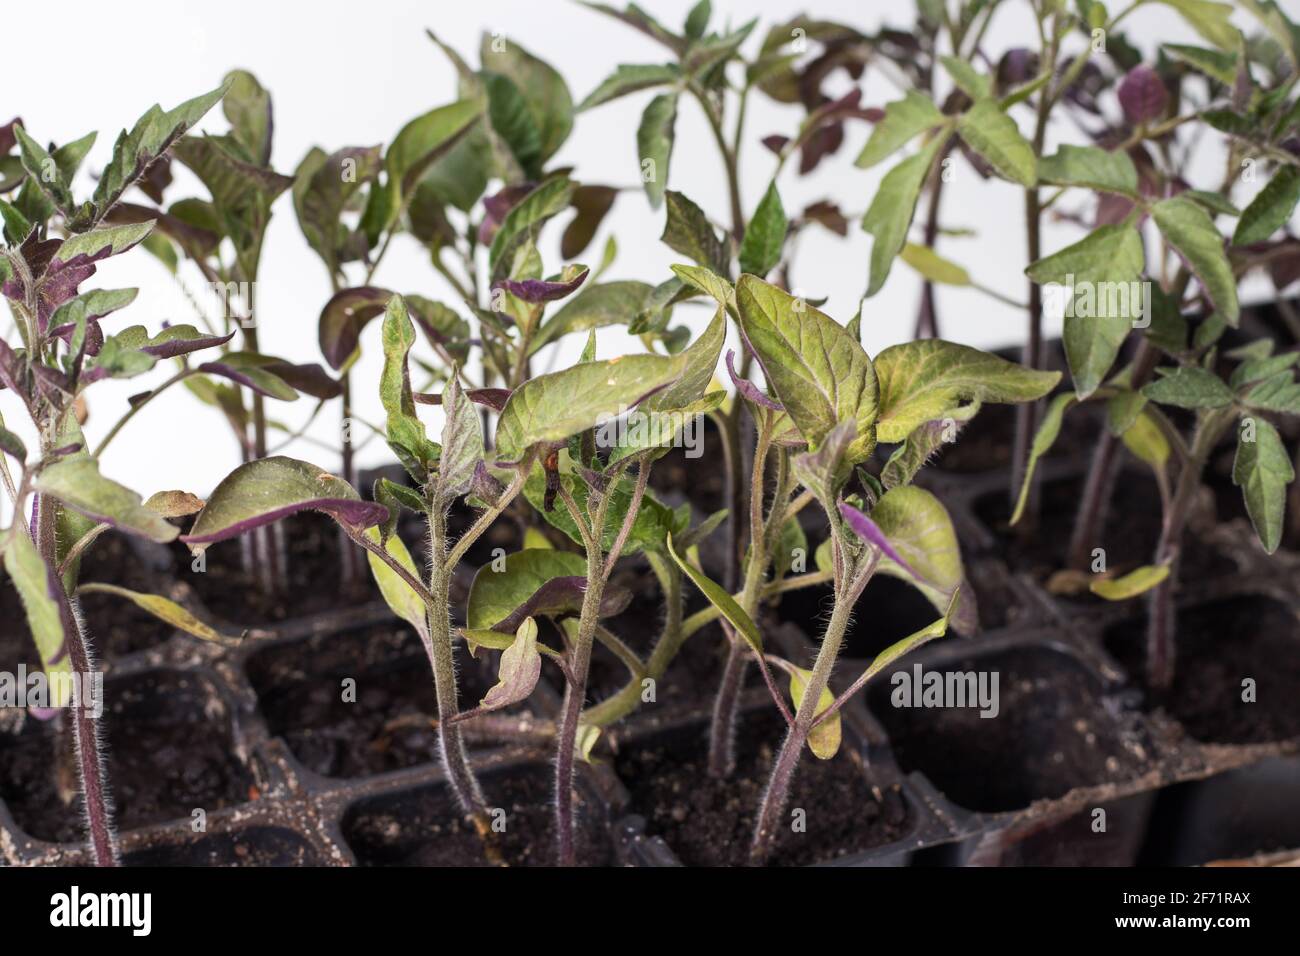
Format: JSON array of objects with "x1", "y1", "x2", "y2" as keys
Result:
[{"x1": 0, "y1": 0, "x2": 1283, "y2": 509}]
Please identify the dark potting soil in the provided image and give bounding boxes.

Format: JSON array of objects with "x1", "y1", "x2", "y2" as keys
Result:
[
  {"x1": 648, "y1": 418, "x2": 727, "y2": 517},
  {"x1": 868, "y1": 646, "x2": 1146, "y2": 813},
  {"x1": 614, "y1": 708, "x2": 912, "y2": 866},
  {"x1": 176, "y1": 512, "x2": 369, "y2": 625},
  {"x1": 341, "y1": 763, "x2": 612, "y2": 866},
  {"x1": 76, "y1": 532, "x2": 186, "y2": 659},
  {"x1": 1103, "y1": 595, "x2": 1300, "y2": 744},
  {"x1": 247, "y1": 623, "x2": 540, "y2": 778},
  {"x1": 0, "y1": 669, "x2": 254, "y2": 843},
  {"x1": 975, "y1": 471, "x2": 1236, "y2": 597},
  {"x1": 124, "y1": 826, "x2": 324, "y2": 866}
]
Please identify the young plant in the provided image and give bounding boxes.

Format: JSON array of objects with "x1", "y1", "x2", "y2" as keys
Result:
[
  {"x1": 97, "y1": 70, "x2": 344, "y2": 596},
  {"x1": 0, "y1": 85, "x2": 248, "y2": 865},
  {"x1": 1005, "y1": 1, "x2": 1300, "y2": 688}
]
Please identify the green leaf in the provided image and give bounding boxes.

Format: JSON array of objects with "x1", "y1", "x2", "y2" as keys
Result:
[
  {"x1": 739, "y1": 181, "x2": 787, "y2": 277},
  {"x1": 684, "y1": 0, "x2": 711, "y2": 38},
  {"x1": 666, "y1": 532, "x2": 761, "y2": 653},
  {"x1": 532, "y1": 281, "x2": 653, "y2": 354},
  {"x1": 862, "y1": 133, "x2": 949, "y2": 296},
  {"x1": 788, "y1": 666, "x2": 840, "y2": 759},
  {"x1": 580, "y1": 64, "x2": 681, "y2": 110},
  {"x1": 1009, "y1": 393, "x2": 1076, "y2": 525},
  {"x1": 34, "y1": 457, "x2": 178, "y2": 543},
  {"x1": 2, "y1": 527, "x2": 73, "y2": 705},
  {"x1": 854, "y1": 91, "x2": 943, "y2": 169},
  {"x1": 1026, "y1": 224, "x2": 1145, "y2": 397},
  {"x1": 670, "y1": 263, "x2": 736, "y2": 315},
  {"x1": 1164, "y1": 43, "x2": 1239, "y2": 84},
  {"x1": 1233, "y1": 417, "x2": 1294, "y2": 553},
  {"x1": 76, "y1": 582, "x2": 236, "y2": 644},
  {"x1": 1143, "y1": 366, "x2": 1235, "y2": 408},
  {"x1": 182, "y1": 456, "x2": 385, "y2": 552},
  {"x1": 495, "y1": 353, "x2": 688, "y2": 461},
  {"x1": 637, "y1": 92, "x2": 679, "y2": 210},
  {"x1": 851, "y1": 591, "x2": 956, "y2": 688},
  {"x1": 956, "y1": 99, "x2": 1036, "y2": 187},
  {"x1": 12, "y1": 124, "x2": 78, "y2": 215},
  {"x1": 868, "y1": 486, "x2": 977, "y2": 635},
  {"x1": 436, "y1": 373, "x2": 483, "y2": 503},
  {"x1": 881, "y1": 402, "x2": 980, "y2": 489},
  {"x1": 735, "y1": 275, "x2": 879, "y2": 463},
  {"x1": 1151, "y1": 196, "x2": 1239, "y2": 325},
  {"x1": 480, "y1": 35, "x2": 574, "y2": 164},
  {"x1": 467, "y1": 549, "x2": 627, "y2": 631},
  {"x1": 662, "y1": 190, "x2": 727, "y2": 273},
  {"x1": 53, "y1": 221, "x2": 155, "y2": 265},
  {"x1": 380, "y1": 295, "x2": 440, "y2": 481},
  {"x1": 221, "y1": 69, "x2": 273, "y2": 165},
  {"x1": 900, "y1": 243, "x2": 971, "y2": 285},
  {"x1": 1233, "y1": 166, "x2": 1300, "y2": 246},
  {"x1": 1090, "y1": 564, "x2": 1171, "y2": 600},
  {"x1": 364, "y1": 526, "x2": 428, "y2": 638},
  {"x1": 939, "y1": 56, "x2": 991, "y2": 99},
  {"x1": 489, "y1": 177, "x2": 577, "y2": 274},
  {"x1": 1120, "y1": 411, "x2": 1170, "y2": 470},
  {"x1": 645, "y1": 305, "x2": 726, "y2": 410},
  {"x1": 385, "y1": 100, "x2": 483, "y2": 224},
  {"x1": 1106, "y1": 389, "x2": 1149, "y2": 435},
  {"x1": 89, "y1": 83, "x2": 229, "y2": 226},
  {"x1": 1155, "y1": 0, "x2": 1238, "y2": 50},
  {"x1": 1037, "y1": 145, "x2": 1139, "y2": 196},
  {"x1": 873, "y1": 340, "x2": 1060, "y2": 443}
]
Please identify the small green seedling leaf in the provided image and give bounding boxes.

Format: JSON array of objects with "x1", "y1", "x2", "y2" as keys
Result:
[{"x1": 1089, "y1": 565, "x2": 1171, "y2": 600}]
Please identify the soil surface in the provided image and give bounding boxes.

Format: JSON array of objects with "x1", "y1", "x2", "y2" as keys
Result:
[
  {"x1": 248, "y1": 623, "x2": 541, "y2": 778},
  {"x1": 1104, "y1": 595, "x2": 1300, "y2": 744},
  {"x1": 0, "y1": 670, "x2": 253, "y2": 843},
  {"x1": 342, "y1": 763, "x2": 611, "y2": 866},
  {"x1": 869, "y1": 646, "x2": 1146, "y2": 813},
  {"x1": 124, "y1": 826, "x2": 324, "y2": 866},
  {"x1": 614, "y1": 708, "x2": 912, "y2": 866}
]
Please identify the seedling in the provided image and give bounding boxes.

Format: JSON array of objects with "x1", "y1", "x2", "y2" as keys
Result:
[{"x1": 0, "y1": 85, "x2": 243, "y2": 865}]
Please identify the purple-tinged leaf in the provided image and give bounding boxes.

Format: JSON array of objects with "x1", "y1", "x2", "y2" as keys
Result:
[
  {"x1": 725, "y1": 348, "x2": 783, "y2": 410},
  {"x1": 1118, "y1": 66, "x2": 1168, "y2": 126},
  {"x1": 181, "y1": 456, "x2": 387, "y2": 552},
  {"x1": 197, "y1": 357, "x2": 299, "y2": 401},
  {"x1": 467, "y1": 549, "x2": 631, "y2": 634},
  {"x1": 839, "y1": 502, "x2": 918, "y2": 577},
  {"x1": 259, "y1": 361, "x2": 342, "y2": 400},
  {"x1": 318, "y1": 286, "x2": 394, "y2": 370},
  {"x1": 478, "y1": 617, "x2": 543, "y2": 711},
  {"x1": 470, "y1": 460, "x2": 507, "y2": 507},
  {"x1": 493, "y1": 263, "x2": 590, "y2": 304},
  {"x1": 479, "y1": 183, "x2": 536, "y2": 245},
  {"x1": 415, "y1": 386, "x2": 512, "y2": 412}
]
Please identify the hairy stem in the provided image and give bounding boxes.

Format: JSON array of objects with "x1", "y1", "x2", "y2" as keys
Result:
[
  {"x1": 707, "y1": 423, "x2": 772, "y2": 777},
  {"x1": 38, "y1": 496, "x2": 117, "y2": 865},
  {"x1": 425, "y1": 506, "x2": 490, "y2": 826},
  {"x1": 749, "y1": 582, "x2": 855, "y2": 865}
]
